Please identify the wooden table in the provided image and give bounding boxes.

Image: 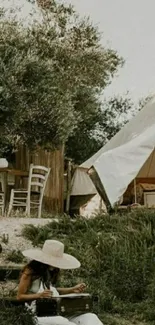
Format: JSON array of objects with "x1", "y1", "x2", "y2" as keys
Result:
[{"x1": 0, "y1": 168, "x2": 29, "y2": 212}]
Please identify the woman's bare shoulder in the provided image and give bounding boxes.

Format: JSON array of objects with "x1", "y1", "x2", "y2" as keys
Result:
[{"x1": 21, "y1": 267, "x2": 33, "y2": 278}]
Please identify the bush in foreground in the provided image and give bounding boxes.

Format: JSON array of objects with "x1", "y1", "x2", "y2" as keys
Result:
[
  {"x1": 22, "y1": 209, "x2": 155, "y2": 322},
  {"x1": 5, "y1": 250, "x2": 25, "y2": 264},
  {"x1": 0, "y1": 303, "x2": 37, "y2": 325},
  {"x1": 1, "y1": 210, "x2": 155, "y2": 324}
]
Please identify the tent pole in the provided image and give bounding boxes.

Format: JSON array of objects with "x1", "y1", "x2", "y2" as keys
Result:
[{"x1": 134, "y1": 179, "x2": 137, "y2": 204}]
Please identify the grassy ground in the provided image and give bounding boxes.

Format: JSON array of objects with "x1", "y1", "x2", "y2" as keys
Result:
[
  {"x1": 2, "y1": 209, "x2": 155, "y2": 324},
  {"x1": 101, "y1": 313, "x2": 151, "y2": 325}
]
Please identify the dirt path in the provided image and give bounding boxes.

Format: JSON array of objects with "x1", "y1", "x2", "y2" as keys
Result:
[{"x1": 0, "y1": 217, "x2": 51, "y2": 266}]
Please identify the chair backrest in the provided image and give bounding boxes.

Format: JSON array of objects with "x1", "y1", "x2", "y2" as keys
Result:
[{"x1": 27, "y1": 164, "x2": 51, "y2": 199}]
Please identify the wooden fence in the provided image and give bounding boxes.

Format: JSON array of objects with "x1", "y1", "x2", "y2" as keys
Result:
[{"x1": 15, "y1": 145, "x2": 64, "y2": 214}]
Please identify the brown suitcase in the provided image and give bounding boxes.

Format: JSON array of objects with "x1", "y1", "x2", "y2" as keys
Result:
[{"x1": 36, "y1": 294, "x2": 93, "y2": 317}]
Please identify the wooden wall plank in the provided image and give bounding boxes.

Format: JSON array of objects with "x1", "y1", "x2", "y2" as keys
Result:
[{"x1": 15, "y1": 145, "x2": 64, "y2": 214}]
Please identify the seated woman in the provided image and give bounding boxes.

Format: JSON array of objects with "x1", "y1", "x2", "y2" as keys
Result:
[{"x1": 17, "y1": 239, "x2": 103, "y2": 325}]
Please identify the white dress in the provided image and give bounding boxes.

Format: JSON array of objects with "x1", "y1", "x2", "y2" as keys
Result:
[{"x1": 27, "y1": 279, "x2": 103, "y2": 325}]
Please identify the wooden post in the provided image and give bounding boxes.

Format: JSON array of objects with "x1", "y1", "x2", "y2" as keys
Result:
[{"x1": 65, "y1": 160, "x2": 72, "y2": 214}]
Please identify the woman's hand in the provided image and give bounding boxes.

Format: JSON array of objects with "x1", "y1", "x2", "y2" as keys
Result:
[
  {"x1": 72, "y1": 283, "x2": 86, "y2": 293},
  {"x1": 38, "y1": 290, "x2": 53, "y2": 299}
]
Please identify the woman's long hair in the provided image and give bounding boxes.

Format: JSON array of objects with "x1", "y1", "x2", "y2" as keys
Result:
[{"x1": 22, "y1": 260, "x2": 60, "y2": 289}]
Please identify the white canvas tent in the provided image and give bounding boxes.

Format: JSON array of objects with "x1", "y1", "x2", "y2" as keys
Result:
[{"x1": 71, "y1": 95, "x2": 155, "y2": 207}]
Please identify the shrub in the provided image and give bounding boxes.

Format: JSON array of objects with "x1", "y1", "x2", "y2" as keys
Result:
[
  {"x1": 5, "y1": 250, "x2": 25, "y2": 264},
  {"x1": 22, "y1": 210, "x2": 155, "y2": 315},
  {"x1": 0, "y1": 302, "x2": 36, "y2": 325}
]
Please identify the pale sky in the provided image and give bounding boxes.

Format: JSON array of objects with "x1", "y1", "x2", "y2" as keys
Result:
[
  {"x1": 2, "y1": 0, "x2": 155, "y2": 101},
  {"x1": 68, "y1": 0, "x2": 155, "y2": 101}
]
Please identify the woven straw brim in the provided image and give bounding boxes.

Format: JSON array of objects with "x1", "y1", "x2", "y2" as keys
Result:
[{"x1": 22, "y1": 248, "x2": 80, "y2": 269}]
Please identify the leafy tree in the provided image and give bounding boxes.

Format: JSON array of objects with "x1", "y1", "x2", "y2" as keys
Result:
[
  {"x1": 66, "y1": 95, "x2": 137, "y2": 164},
  {"x1": 0, "y1": 0, "x2": 123, "y2": 157}
]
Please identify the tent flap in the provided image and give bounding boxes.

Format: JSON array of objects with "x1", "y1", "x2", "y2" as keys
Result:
[
  {"x1": 72, "y1": 96, "x2": 155, "y2": 206},
  {"x1": 93, "y1": 126, "x2": 155, "y2": 206},
  {"x1": 88, "y1": 167, "x2": 111, "y2": 206}
]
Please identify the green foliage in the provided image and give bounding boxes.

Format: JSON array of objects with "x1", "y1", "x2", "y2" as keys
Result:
[
  {"x1": 5, "y1": 250, "x2": 25, "y2": 264},
  {"x1": 0, "y1": 303, "x2": 37, "y2": 325},
  {"x1": 66, "y1": 94, "x2": 152, "y2": 164},
  {"x1": 66, "y1": 95, "x2": 136, "y2": 164},
  {"x1": 0, "y1": 2, "x2": 122, "y2": 153},
  {"x1": 22, "y1": 210, "x2": 155, "y2": 322},
  {"x1": 2, "y1": 209, "x2": 155, "y2": 324},
  {"x1": 0, "y1": 137, "x2": 15, "y2": 160}
]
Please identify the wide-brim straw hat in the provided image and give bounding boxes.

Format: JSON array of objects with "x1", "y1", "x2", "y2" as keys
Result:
[{"x1": 22, "y1": 240, "x2": 80, "y2": 269}]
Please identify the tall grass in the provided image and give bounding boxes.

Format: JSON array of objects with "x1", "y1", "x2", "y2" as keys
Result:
[
  {"x1": 22, "y1": 209, "x2": 155, "y2": 322},
  {"x1": 0, "y1": 303, "x2": 37, "y2": 325},
  {"x1": 2, "y1": 209, "x2": 155, "y2": 324}
]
